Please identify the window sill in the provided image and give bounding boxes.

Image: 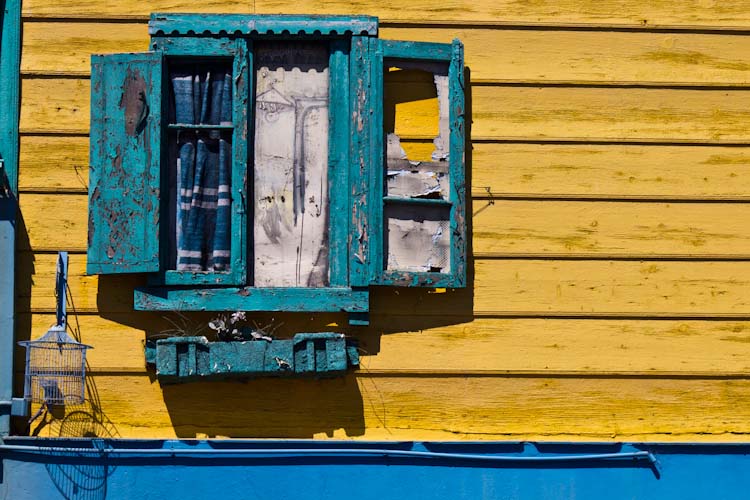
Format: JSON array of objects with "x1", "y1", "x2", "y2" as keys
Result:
[{"x1": 134, "y1": 286, "x2": 369, "y2": 313}]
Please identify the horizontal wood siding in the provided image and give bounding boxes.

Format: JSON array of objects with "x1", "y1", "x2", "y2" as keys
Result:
[
  {"x1": 21, "y1": 1, "x2": 750, "y2": 28},
  {"x1": 19, "y1": 194, "x2": 750, "y2": 256},
  {"x1": 14, "y1": 2, "x2": 750, "y2": 441},
  {"x1": 21, "y1": 78, "x2": 750, "y2": 140}
]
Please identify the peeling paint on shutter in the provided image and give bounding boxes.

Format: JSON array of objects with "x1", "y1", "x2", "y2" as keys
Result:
[
  {"x1": 373, "y1": 40, "x2": 466, "y2": 288},
  {"x1": 87, "y1": 52, "x2": 162, "y2": 275}
]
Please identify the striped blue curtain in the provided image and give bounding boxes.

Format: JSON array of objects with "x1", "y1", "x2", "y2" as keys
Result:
[{"x1": 171, "y1": 65, "x2": 232, "y2": 271}]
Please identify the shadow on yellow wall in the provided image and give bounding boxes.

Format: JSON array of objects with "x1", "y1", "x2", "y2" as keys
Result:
[{"x1": 13, "y1": 68, "x2": 475, "y2": 439}]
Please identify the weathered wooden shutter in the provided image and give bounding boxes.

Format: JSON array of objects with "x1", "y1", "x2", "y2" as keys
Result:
[
  {"x1": 371, "y1": 39, "x2": 466, "y2": 288},
  {"x1": 87, "y1": 53, "x2": 162, "y2": 275}
]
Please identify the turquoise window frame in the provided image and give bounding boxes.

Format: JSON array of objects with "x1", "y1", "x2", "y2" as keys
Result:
[
  {"x1": 370, "y1": 39, "x2": 466, "y2": 288},
  {"x1": 149, "y1": 36, "x2": 250, "y2": 287},
  {"x1": 86, "y1": 14, "x2": 466, "y2": 320}
]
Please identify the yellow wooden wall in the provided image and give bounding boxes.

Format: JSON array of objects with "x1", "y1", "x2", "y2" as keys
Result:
[{"x1": 14, "y1": 0, "x2": 750, "y2": 440}]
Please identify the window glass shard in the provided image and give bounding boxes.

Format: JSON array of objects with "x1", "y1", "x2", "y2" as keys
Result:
[
  {"x1": 383, "y1": 60, "x2": 451, "y2": 274},
  {"x1": 253, "y1": 42, "x2": 330, "y2": 287}
]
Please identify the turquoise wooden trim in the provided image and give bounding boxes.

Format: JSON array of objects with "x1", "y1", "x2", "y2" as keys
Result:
[
  {"x1": 448, "y1": 39, "x2": 467, "y2": 287},
  {"x1": 151, "y1": 36, "x2": 237, "y2": 55},
  {"x1": 382, "y1": 196, "x2": 452, "y2": 207},
  {"x1": 328, "y1": 40, "x2": 350, "y2": 287},
  {"x1": 158, "y1": 270, "x2": 237, "y2": 286},
  {"x1": 380, "y1": 40, "x2": 452, "y2": 61},
  {"x1": 349, "y1": 36, "x2": 372, "y2": 287},
  {"x1": 87, "y1": 52, "x2": 163, "y2": 275},
  {"x1": 147, "y1": 38, "x2": 250, "y2": 286},
  {"x1": 149, "y1": 14, "x2": 378, "y2": 37},
  {"x1": 231, "y1": 37, "x2": 250, "y2": 285},
  {"x1": 368, "y1": 37, "x2": 385, "y2": 282},
  {"x1": 145, "y1": 332, "x2": 359, "y2": 382},
  {"x1": 0, "y1": 0, "x2": 21, "y2": 437},
  {"x1": 373, "y1": 39, "x2": 466, "y2": 288},
  {"x1": 380, "y1": 270, "x2": 457, "y2": 288},
  {"x1": 0, "y1": 0, "x2": 21, "y2": 194},
  {"x1": 134, "y1": 287, "x2": 369, "y2": 312},
  {"x1": 167, "y1": 124, "x2": 234, "y2": 130}
]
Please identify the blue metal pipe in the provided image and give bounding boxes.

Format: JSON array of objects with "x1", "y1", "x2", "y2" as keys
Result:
[
  {"x1": 0, "y1": 443, "x2": 657, "y2": 465},
  {"x1": 0, "y1": 0, "x2": 22, "y2": 438}
]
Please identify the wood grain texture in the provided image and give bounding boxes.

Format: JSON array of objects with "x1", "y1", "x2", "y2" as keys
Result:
[
  {"x1": 380, "y1": 27, "x2": 750, "y2": 85},
  {"x1": 21, "y1": 22, "x2": 148, "y2": 75},
  {"x1": 20, "y1": 314, "x2": 148, "y2": 372},
  {"x1": 20, "y1": 0, "x2": 750, "y2": 28},
  {"x1": 18, "y1": 135, "x2": 90, "y2": 192},
  {"x1": 441, "y1": 86, "x2": 750, "y2": 142},
  {"x1": 26, "y1": 374, "x2": 750, "y2": 440},
  {"x1": 470, "y1": 259, "x2": 750, "y2": 316},
  {"x1": 20, "y1": 313, "x2": 750, "y2": 374},
  {"x1": 363, "y1": 318, "x2": 750, "y2": 374},
  {"x1": 471, "y1": 143, "x2": 750, "y2": 199},
  {"x1": 20, "y1": 194, "x2": 88, "y2": 251},
  {"x1": 19, "y1": 78, "x2": 89, "y2": 134},
  {"x1": 472, "y1": 200, "x2": 750, "y2": 257},
  {"x1": 19, "y1": 193, "x2": 750, "y2": 257},
  {"x1": 25, "y1": 77, "x2": 750, "y2": 141},
  {"x1": 18, "y1": 253, "x2": 750, "y2": 315},
  {"x1": 21, "y1": 21, "x2": 750, "y2": 86},
  {"x1": 18, "y1": 137, "x2": 750, "y2": 199}
]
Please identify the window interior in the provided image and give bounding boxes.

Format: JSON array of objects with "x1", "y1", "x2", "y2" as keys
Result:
[{"x1": 167, "y1": 58, "x2": 234, "y2": 273}]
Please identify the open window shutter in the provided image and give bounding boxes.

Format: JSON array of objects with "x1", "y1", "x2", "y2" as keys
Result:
[
  {"x1": 371, "y1": 39, "x2": 466, "y2": 288},
  {"x1": 88, "y1": 52, "x2": 162, "y2": 275}
]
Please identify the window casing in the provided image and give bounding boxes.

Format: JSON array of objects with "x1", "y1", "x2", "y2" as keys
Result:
[{"x1": 86, "y1": 14, "x2": 465, "y2": 321}]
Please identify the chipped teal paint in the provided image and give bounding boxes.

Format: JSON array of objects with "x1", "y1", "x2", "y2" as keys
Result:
[
  {"x1": 349, "y1": 35, "x2": 372, "y2": 288},
  {"x1": 88, "y1": 52, "x2": 163, "y2": 275},
  {"x1": 148, "y1": 13, "x2": 378, "y2": 37},
  {"x1": 449, "y1": 39, "x2": 467, "y2": 287},
  {"x1": 4, "y1": 440, "x2": 750, "y2": 500},
  {"x1": 380, "y1": 39, "x2": 453, "y2": 60},
  {"x1": 150, "y1": 36, "x2": 237, "y2": 55},
  {"x1": 134, "y1": 286, "x2": 369, "y2": 312},
  {"x1": 146, "y1": 37, "x2": 250, "y2": 287},
  {"x1": 375, "y1": 39, "x2": 466, "y2": 289},
  {"x1": 0, "y1": 0, "x2": 21, "y2": 437},
  {"x1": 369, "y1": 37, "x2": 385, "y2": 280},
  {"x1": 87, "y1": 17, "x2": 468, "y2": 314},
  {"x1": 328, "y1": 39, "x2": 351, "y2": 287},
  {"x1": 145, "y1": 332, "x2": 358, "y2": 382}
]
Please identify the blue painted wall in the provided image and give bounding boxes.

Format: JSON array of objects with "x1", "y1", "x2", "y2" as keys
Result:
[{"x1": 2, "y1": 439, "x2": 750, "y2": 500}]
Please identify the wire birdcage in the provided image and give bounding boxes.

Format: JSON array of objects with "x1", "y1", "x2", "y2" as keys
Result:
[{"x1": 18, "y1": 325, "x2": 92, "y2": 405}]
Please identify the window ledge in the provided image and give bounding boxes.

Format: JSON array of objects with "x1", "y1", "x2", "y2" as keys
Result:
[
  {"x1": 145, "y1": 333, "x2": 359, "y2": 382},
  {"x1": 134, "y1": 287, "x2": 369, "y2": 313}
]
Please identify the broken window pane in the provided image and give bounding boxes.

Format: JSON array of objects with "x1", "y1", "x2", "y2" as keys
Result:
[
  {"x1": 383, "y1": 60, "x2": 451, "y2": 274},
  {"x1": 385, "y1": 205, "x2": 451, "y2": 273},
  {"x1": 384, "y1": 62, "x2": 450, "y2": 199},
  {"x1": 167, "y1": 60, "x2": 233, "y2": 272},
  {"x1": 253, "y1": 42, "x2": 330, "y2": 287}
]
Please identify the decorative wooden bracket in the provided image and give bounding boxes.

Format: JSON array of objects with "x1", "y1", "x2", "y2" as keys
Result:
[{"x1": 145, "y1": 333, "x2": 359, "y2": 383}]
